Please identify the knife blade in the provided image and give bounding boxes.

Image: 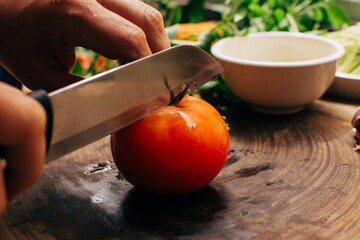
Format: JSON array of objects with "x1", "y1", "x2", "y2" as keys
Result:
[{"x1": 13, "y1": 45, "x2": 223, "y2": 161}]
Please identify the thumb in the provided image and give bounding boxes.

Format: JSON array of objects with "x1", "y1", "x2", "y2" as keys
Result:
[{"x1": 3, "y1": 60, "x2": 83, "y2": 92}]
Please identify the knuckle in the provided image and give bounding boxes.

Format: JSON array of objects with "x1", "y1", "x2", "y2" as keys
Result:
[
  {"x1": 51, "y1": 0, "x2": 82, "y2": 6},
  {"x1": 126, "y1": 28, "x2": 148, "y2": 51},
  {"x1": 144, "y1": 7, "x2": 165, "y2": 32},
  {"x1": 146, "y1": 7, "x2": 164, "y2": 26},
  {"x1": 50, "y1": 0, "x2": 76, "y2": 9},
  {"x1": 50, "y1": 0, "x2": 91, "y2": 18}
]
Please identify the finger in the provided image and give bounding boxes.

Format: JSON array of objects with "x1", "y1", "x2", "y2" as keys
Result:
[
  {"x1": 0, "y1": 82, "x2": 46, "y2": 202},
  {"x1": 0, "y1": 42, "x2": 83, "y2": 92},
  {"x1": 98, "y1": 0, "x2": 171, "y2": 53},
  {"x1": 2, "y1": 59, "x2": 83, "y2": 92},
  {"x1": 62, "y1": 1, "x2": 152, "y2": 64},
  {"x1": 0, "y1": 164, "x2": 6, "y2": 214},
  {"x1": 22, "y1": 63, "x2": 83, "y2": 92}
]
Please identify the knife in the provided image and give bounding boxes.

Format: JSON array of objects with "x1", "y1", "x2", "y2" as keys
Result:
[{"x1": 0, "y1": 45, "x2": 223, "y2": 161}]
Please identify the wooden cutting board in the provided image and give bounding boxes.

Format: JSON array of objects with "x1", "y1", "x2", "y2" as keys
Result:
[{"x1": 1, "y1": 97, "x2": 360, "y2": 240}]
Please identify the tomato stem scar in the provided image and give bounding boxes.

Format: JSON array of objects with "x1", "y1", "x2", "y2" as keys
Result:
[{"x1": 163, "y1": 74, "x2": 194, "y2": 106}]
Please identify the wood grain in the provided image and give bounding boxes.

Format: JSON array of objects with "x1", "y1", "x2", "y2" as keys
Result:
[{"x1": 1, "y1": 97, "x2": 360, "y2": 240}]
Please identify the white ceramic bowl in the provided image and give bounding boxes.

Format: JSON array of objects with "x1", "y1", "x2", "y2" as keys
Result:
[
  {"x1": 327, "y1": 72, "x2": 360, "y2": 101},
  {"x1": 211, "y1": 32, "x2": 345, "y2": 114}
]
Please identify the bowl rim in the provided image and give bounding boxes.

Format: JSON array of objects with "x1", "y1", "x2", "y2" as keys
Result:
[
  {"x1": 335, "y1": 71, "x2": 360, "y2": 81},
  {"x1": 210, "y1": 31, "x2": 345, "y2": 67}
]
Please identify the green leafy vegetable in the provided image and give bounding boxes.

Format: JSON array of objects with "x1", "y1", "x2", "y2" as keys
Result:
[
  {"x1": 71, "y1": 0, "x2": 352, "y2": 103},
  {"x1": 142, "y1": 0, "x2": 182, "y2": 26},
  {"x1": 325, "y1": 23, "x2": 360, "y2": 75},
  {"x1": 71, "y1": 58, "x2": 83, "y2": 76},
  {"x1": 163, "y1": 0, "x2": 351, "y2": 102},
  {"x1": 325, "y1": 4, "x2": 349, "y2": 29},
  {"x1": 222, "y1": 0, "x2": 349, "y2": 33},
  {"x1": 182, "y1": 0, "x2": 207, "y2": 23}
]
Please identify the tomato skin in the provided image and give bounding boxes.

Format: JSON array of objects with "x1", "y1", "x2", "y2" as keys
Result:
[
  {"x1": 111, "y1": 95, "x2": 229, "y2": 194},
  {"x1": 76, "y1": 53, "x2": 91, "y2": 73}
]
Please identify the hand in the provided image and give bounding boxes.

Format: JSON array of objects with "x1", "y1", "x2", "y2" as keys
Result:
[
  {"x1": 0, "y1": 0, "x2": 170, "y2": 91},
  {"x1": 0, "y1": 82, "x2": 46, "y2": 215}
]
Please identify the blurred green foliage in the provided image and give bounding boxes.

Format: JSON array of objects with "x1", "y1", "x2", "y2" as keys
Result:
[{"x1": 72, "y1": 0, "x2": 350, "y2": 104}]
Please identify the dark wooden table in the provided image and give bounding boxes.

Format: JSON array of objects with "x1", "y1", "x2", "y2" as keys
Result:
[{"x1": 1, "y1": 96, "x2": 360, "y2": 239}]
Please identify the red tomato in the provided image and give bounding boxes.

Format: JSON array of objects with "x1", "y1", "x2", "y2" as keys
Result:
[
  {"x1": 76, "y1": 53, "x2": 91, "y2": 73},
  {"x1": 111, "y1": 95, "x2": 229, "y2": 194},
  {"x1": 94, "y1": 56, "x2": 116, "y2": 72},
  {"x1": 94, "y1": 56, "x2": 105, "y2": 72}
]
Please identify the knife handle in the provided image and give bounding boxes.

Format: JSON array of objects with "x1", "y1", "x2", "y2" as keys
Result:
[{"x1": 0, "y1": 90, "x2": 53, "y2": 160}]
